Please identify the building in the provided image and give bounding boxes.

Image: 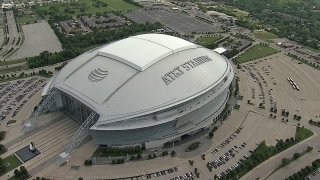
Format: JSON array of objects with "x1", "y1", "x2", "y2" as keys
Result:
[{"x1": 43, "y1": 34, "x2": 234, "y2": 149}]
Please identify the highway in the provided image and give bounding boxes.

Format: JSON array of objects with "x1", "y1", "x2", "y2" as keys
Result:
[{"x1": 0, "y1": 10, "x2": 19, "y2": 60}]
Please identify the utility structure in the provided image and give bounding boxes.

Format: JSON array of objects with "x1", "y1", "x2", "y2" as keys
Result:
[
  {"x1": 58, "y1": 112, "x2": 98, "y2": 165},
  {"x1": 23, "y1": 88, "x2": 59, "y2": 133},
  {"x1": 22, "y1": 88, "x2": 99, "y2": 165}
]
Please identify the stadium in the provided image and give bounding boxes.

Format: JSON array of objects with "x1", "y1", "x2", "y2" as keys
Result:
[{"x1": 42, "y1": 34, "x2": 234, "y2": 149}]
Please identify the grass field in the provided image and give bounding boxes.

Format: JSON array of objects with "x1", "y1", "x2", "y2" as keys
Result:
[
  {"x1": 236, "y1": 44, "x2": 280, "y2": 64},
  {"x1": 304, "y1": 46, "x2": 320, "y2": 53},
  {"x1": 16, "y1": 15, "x2": 40, "y2": 24},
  {"x1": 195, "y1": 35, "x2": 223, "y2": 44},
  {"x1": 215, "y1": 6, "x2": 249, "y2": 19},
  {"x1": 295, "y1": 126, "x2": 314, "y2": 142},
  {"x1": 3, "y1": 154, "x2": 22, "y2": 173},
  {"x1": 254, "y1": 31, "x2": 278, "y2": 42},
  {"x1": 36, "y1": 0, "x2": 139, "y2": 18}
]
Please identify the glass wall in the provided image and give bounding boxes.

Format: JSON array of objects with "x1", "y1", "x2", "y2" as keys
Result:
[{"x1": 60, "y1": 92, "x2": 94, "y2": 124}]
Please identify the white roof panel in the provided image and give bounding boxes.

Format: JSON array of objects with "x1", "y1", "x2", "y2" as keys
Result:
[
  {"x1": 213, "y1": 47, "x2": 227, "y2": 54},
  {"x1": 97, "y1": 34, "x2": 197, "y2": 71},
  {"x1": 133, "y1": 34, "x2": 197, "y2": 53}
]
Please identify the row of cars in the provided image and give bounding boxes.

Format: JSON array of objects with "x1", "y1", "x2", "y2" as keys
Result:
[
  {"x1": 12, "y1": 79, "x2": 46, "y2": 118},
  {"x1": 213, "y1": 126, "x2": 243, "y2": 151},
  {"x1": 143, "y1": 167, "x2": 179, "y2": 179},
  {"x1": 170, "y1": 172, "x2": 194, "y2": 180},
  {"x1": 215, "y1": 149, "x2": 252, "y2": 180},
  {"x1": 209, "y1": 142, "x2": 247, "y2": 170},
  {"x1": 305, "y1": 168, "x2": 320, "y2": 180},
  {"x1": 0, "y1": 78, "x2": 46, "y2": 120}
]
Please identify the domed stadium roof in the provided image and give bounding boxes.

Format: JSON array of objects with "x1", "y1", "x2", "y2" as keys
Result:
[{"x1": 44, "y1": 34, "x2": 231, "y2": 126}]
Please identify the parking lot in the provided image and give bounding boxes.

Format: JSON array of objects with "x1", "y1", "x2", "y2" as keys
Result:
[
  {"x1": 8, "y1": 21, "x2": 62, "y2": 61},
  {"x1": 0, "y1": 77, "x2": 46, "y2": 121},
  {"x1": 125, "y1": 10, "x2": 221, "y2": 34}
]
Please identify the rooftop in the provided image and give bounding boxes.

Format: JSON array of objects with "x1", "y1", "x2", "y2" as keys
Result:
[{"x1": 98, "y1": 34, "x2": 197, "y2": 71}]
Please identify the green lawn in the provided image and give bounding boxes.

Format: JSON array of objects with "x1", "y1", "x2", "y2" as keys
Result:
[
  {"x1": 195, "y1": 35, "x2": 223, "y2": 44},
  {"x1": 3, "y1": 154, "x2": 22, "y2": 173},
  {"x1": 36, "y1": 0, "x2": 139, "y2": 18},
  {"x1": 101, "y1": 0, "x2": 139, "y2": 11},
  {"x1": 254, "y1": 31, "x2": 279, "y2": 42},
  {"x1": 236, "y1": 44, "x2": 280, "y2": 64},
  {"x1": 295, "y1": 126, "x2": 314, "y2": 142},
  {"x1": 215, "y1": 6, "x2": 249, "y2": 19},
  {"x1": 16, "y1": 15, "x2": 40, "y2": 24},
  {"x1": 304, "y1": 46, "x2": 320, "y2": 53}
]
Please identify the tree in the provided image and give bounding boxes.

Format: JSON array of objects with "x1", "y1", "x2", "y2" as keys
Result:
[
  {"x1": 14, "y1": 169, "x2": 21, "y2": 177},
  {"x1": 189, "y1": 160, "x2": 194, "y2": 166},
  {"x1": 285, "y1": 111, "x2": 289, "y2": 117},
  {"x1": 162, "y1": 151, "x2": 168, "y2": 156},
  {"x1": 307, "y1": 146, "x2": 313, "y2": 152},
  {"x1": 282, "y1": 158, "x2": 290, "y2": 166},
  {"x1": 209, "y1": 132, "x2": 214, "y2": 138},
  {"x1": 293, "y1": 153, "x2": 301, "y2": 159},
  {"x1": 84, "y1": 160, "x2": 92, "y2": 165},
  {"x1": 0, "y1": 145, "x2": 7, "y2": 155},
  {"x1": 170, "y1": 151, "x2": 176, "y2": 157},
  {"x1": 137, "y1": 154, "x2": 142, "y2": 159},
  {"x1": 148, "y1": 154, "x2": 152, "y2": 159}
]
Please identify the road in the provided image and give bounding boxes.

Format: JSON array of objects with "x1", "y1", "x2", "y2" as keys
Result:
[
  {"x1": 241, "y1": 125, "x2": 320, "y2": 180},
  {"x1": 0, "y1": 10, "x2": 19, "y2": 60}
]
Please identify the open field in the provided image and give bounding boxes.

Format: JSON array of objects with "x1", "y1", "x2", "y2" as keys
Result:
[
  {"x1": 15, "y1": 9, "x2": 41, "y2": 24},
  {"x1": 3, "y1": 154, "x2": 22, "y2": 173},
  {"x1": 36, "y1": 0, "x2": 139, "y2": 18},
  {"x1": 125, "y1": 10, "x2": 221, "y2": 34},
  {"x1": 236, "y1": 44, "x2": 280, "y2": 64},
  {"x1": 16, "y1": 14, "x2": 40, "y2": 24},
  {"x1": 254, "y1": 31, "x2": 278, "y2": 42},
  {"x1": 195, "y1": 35, "x2": 223, "y2": 44},
  {"x1": 214, "y1": 5, "x2": 249, "y2": 18},
  {"x1": 304, "y1": 46, "x2": 320, "y2": 53},
  {"x1": 8, "y1": 21, "x2": 62, "y2": 61}
]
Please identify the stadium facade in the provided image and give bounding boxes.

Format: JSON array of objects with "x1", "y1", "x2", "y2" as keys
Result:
[{"x1": 43, "y1": 34, "x2": 234, "y2": 149}]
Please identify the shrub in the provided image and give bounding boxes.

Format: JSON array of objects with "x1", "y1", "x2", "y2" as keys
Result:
[
  {"x1": 84, "y1": 160, "x2": 92, "y2": 165},
  {"x1": 189, "y1": 160, "x2": 194, "y2": 166},
  {"x1": 170, "y1": 151, "x2": 176, "y2": 157},
  {"x1": 137, "y1": 154, "x2": 142, "y2": 159},
  {"x1": 281, "y1": 158, "x2": 290, "y2": 166},
  {"x1": 148, "y1": 154, "x2": 153, "y2": 159},
  {"x1": 0, "y1": 131, "x2": 6, "y2": 141},
  {"x1": 162, "y1": 151, "x2": 168, "y2": 156},
  {"x1": 209, "y1": 132, "x2": 214, "y2": 138},
  {"x1": 293, "y1": 153, "x2": 301, "y2": 160}
]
